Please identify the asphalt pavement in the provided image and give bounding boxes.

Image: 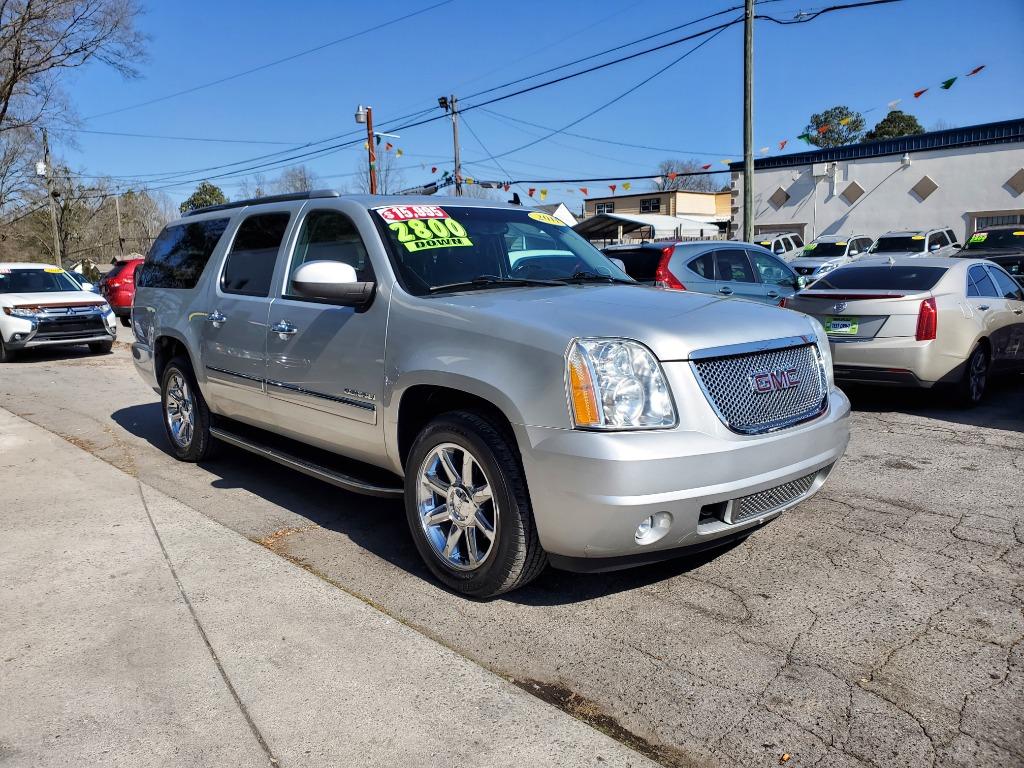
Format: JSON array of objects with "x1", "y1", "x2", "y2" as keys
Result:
[{"x1": 1, "y1": 341, "x2": 1021, "y2": 767}]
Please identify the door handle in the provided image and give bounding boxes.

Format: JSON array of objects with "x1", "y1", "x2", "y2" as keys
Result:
[
  {"x1": 1014, "y1": 309, "x2": 1023, "y2": 315},
  {"x1": 271, "y1": 320, "x2": 298, "y2": 339},
  {"x1": 766, "y1": 290, "x2": 779, "y2": 298},
  {"x1": 977, "y1": 305, "x2": 990, "y2": 311},
  {"x1": 206, "y1": 310, "x2": 227, "y2": 328},
  {"x1": 719, "y1": 286, "x2": 734, "y2": 295}
]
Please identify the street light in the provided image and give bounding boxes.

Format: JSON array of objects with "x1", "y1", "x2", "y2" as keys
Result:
[{"x1": 355, "y1": 104, "x2": 377, "y2": 194}]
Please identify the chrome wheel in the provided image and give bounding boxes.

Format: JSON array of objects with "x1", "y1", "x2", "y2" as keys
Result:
[
  {"x1": 968, "y1": 349, "x2": 987, "y2": 402},
  {"x1": 417, "y1": 442, "x2": 498, "y2": 571},
  {"x1": 165, "y1": 371, "x2": 195, "y2": 448}
]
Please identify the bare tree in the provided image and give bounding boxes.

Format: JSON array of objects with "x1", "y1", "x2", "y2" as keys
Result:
[
  {"x1": 238, "y1": 172, "x2": 268, "y2": 199},
  {"x1": 654, "y1": 159, "x2": 718, "y2": 193},
  {"x1": 273, "y1": 165, "x2": 319, "y2": 194},
  {"x1": 0, "y1": 0, "x2": 145, "y2": 133},
  {"x1": 353, "y1": 150, "x2": 404, "y2": 195}
]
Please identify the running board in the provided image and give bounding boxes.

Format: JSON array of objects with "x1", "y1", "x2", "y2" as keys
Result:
[{"x1": 209, "y1": 426, "x2": 404, "y2": 499}]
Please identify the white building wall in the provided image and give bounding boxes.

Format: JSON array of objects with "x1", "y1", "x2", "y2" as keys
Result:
[{"x1": 732, "y1": 143, "x2": 1024, "y2": 243}]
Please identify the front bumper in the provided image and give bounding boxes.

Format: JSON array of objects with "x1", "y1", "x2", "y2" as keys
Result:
[
  {"x1": 517, "y1": 387, "x2": 850, "y2": 563},
  {"x1": 2, "y1": 310, "x2": 116, "y2": 350}
]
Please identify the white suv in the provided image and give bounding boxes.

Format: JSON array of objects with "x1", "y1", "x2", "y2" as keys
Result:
[
  {"x1": 867, "y1": 228, "x2": 961, "y2": 259},
  {"x1": 1, "y1": 263, "x2": 117, "y2": 362},
  {"x1": 755, "y1": 232, "x2": 804, "y2": 262}
]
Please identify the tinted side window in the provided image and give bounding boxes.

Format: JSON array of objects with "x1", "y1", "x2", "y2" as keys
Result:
[
  {"x1": 715, "y1": 250, "x2": 756, "y2": 282},
  {"x1": 222, "y1": 213, "x2": 290, "y2": 297},
  {"x1": 967, "y1": 265, "x2": 998, "y2": 298},
  {"x1": 137, "y1": 218, "x2": 230, "y2": 289},
  {"x1": 988, "y1": 268, "x2": 1023, "y2": 300},
  {"x1": 749, "y1": 251, "x2": 796, "y2": 287},
  {"x1": 286, "y1": 210, "x2": 373, "y2": 296},
  {"x1": 791, "y1": 234, "x2": 804, "y2": 247},
  {"x1": 929, "y1": 231, "x2": 949, "y2": 249},
  {"x1": 686, "y1": 252, "x2": 714, "y2": 279}
]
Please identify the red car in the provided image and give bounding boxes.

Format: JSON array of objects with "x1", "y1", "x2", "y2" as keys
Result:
[{"x1": 100, "y1": 257, "x2": 144, "y2": 327}]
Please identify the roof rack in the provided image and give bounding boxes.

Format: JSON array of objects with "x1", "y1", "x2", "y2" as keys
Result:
[{"x1": 181, "y1": 189, "x2": 341, "y2": 217}]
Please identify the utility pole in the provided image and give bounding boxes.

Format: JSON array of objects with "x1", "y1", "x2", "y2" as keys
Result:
[
  {"x1": 41, "y1": 129, "x2": 62, "y2": 266},
  {"x1": 114, "y1": 194, "x2": 125, "y2": 257},
  {"x1": 742, "y1": 0, "x2": 755, "y2": 242},
  {"x1": 354, "y1": 105, "x2": 377, "y2": 194},
  {"x1": 439, "y1": 95, "x2": 463, "y2": 196}
]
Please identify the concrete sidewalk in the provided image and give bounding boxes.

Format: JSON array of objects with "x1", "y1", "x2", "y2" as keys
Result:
[{"x1": 0, "y1": 408, "x2": 653, "y2": 768}]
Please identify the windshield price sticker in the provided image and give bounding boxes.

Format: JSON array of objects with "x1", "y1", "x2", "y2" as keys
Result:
[
  {"x1": 44, "y1": 267, "x2": 65, "y2": 273},
  {"x1": 911, "y1": 235, "x2": 925, "y2": 240},
  {"x1": 389, "y1": 217, "x2": 473, "y2": 252},
  {"x1": 835, "y1": 241, "x2": 847, "y2": 246},
  {"x1": 527, "y1": 211, "x2": 567, "y2": 227},
  {"x1": 376, "y1": 205, "x2": 449, "y2": 222},
  {"x1": 1014, "y1": 231, "x2": 1024, "y2": 237},
  {"x1": 804, "y1": 243, "x2": 817, "y2": 250},
  {"x1": 969, "y1": 232, "x2": 988, "y2": 243}
]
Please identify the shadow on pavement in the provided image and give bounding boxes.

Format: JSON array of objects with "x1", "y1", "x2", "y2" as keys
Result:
[
  {"x1": 5, "y1": 345, "x2": 109, "y2": 364},
  {"x1": 111, "y1": 401, "x2": 739, "y2": 604},
  {"x1": 843, "y1": 372, "x2": 1024, "y2": 432}
]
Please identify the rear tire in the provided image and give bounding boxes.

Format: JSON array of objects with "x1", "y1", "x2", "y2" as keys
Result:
[
  {"x1": 89, "y1": 340, "x2": 113, "y2": 354},
  {"x1": 160, "y1": 357, "x2": 216, "y2": 461},
  {"x1": 120, "y1": 316, "x2": 131, "y2": 327},
  {"x1": 955, "y1": 344, "x2": 989, "y2": 407},
  {"x1": 405, "y1": 411, "x2": 546, "y2": 598}
]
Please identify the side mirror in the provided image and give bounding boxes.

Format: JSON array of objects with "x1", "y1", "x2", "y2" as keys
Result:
[
  {"x1": 848, "y1": 249, "x2": 859, "y2": 257},
  {"x1": 929, "y1": 243, "x2": 942, "y2": 252},
  {"x1": 81, "y1": 281, "x2": 96, "y2": 292},
  {"x1": 291, "y1": 261, "x2": 374, "y2": 306},
  {"x1": 797, "y1": 276, "x2": 808, "y2": 289}
]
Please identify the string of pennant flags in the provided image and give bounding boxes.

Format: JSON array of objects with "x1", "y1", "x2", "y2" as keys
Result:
[{"x1": 377, "y1": 65, "x2": 986, "y2": 200}]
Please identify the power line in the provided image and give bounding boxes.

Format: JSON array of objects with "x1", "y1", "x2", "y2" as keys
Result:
[
  {"x1": 84, "y1": 0, "x2": 457, "y2": 120},
  {"x1": 73, "y1": 128, "x2": 305, "y2": 146}
]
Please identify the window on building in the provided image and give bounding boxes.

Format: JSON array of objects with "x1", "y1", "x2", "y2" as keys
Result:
[
  {"x1": 640, "y1": 198, "x2": 661, "y2": 213},
  {"x1": 976, "y1": 213, "x2": 1024, "y2": 229},
  {"x1": 596, "y1": 202, "x2": 615, "y2": 215}
]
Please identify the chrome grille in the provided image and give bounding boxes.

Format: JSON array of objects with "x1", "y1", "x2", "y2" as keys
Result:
[
  {"x1": 730, "y1": 470, "x2": 820, "y2": 524},
  {"x1": 691, "y1": 341, "x2": 827, "y2": 434}
]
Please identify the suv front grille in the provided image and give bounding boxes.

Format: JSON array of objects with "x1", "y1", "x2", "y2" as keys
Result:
[
  {"x1": 691, "y1": 341, "x2": 827, "y2": 434},
  {"x1": 728, "y1": 470, "x2": 821, "y2": 524}
]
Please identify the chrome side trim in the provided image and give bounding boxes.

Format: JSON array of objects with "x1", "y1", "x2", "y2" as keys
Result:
[
  {"x1": 206, "y1": 365, "x2": 264, "y2": 384},
  {"x1": 209, "y1": 427, "x2": 402, "y2": 498},
  {"x1": 689, "y1": 334, "x2": 816, "y2": 361},
  {"x1": 265, "y1": 379, "x2": 376, "y2": 412}
]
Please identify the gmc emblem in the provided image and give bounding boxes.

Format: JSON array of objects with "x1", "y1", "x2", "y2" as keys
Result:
[{"x1": 749, "y1": 368, "x2": 801, "y2": 394}]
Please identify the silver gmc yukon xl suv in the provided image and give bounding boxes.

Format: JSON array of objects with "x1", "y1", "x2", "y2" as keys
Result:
[{"x1": 132, "y1": 191, "x2": 850, "y2": 597}]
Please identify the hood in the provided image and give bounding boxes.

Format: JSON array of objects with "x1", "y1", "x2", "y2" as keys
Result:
[
  {"x1": 0, "y1": 290, "x2": 106, "y2": 308},
  {"x1": 431, "y1": 284, "x2": 818, "y2": 361},
  {"x1": 790, "y1": 256, "x2": 842, "y2": 268}
]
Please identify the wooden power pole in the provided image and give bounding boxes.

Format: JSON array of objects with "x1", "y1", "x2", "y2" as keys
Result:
[
  {"x1": 41, "y1": 129, "x2": 62, "y2": 266},
  {"x1": 742, "y1": 0, "x2": 755, "y2": 242}
]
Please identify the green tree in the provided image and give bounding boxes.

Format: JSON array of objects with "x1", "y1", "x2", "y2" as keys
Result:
[
  {"x1": 863, "y1": 110, "x2": 925, "y2": 142},
  {"x1": 802, "y1": 106, "x2": 865, "y2": 148},
  {"x1": 179, "y1": 181, "x2": 227, "y2": 214}
]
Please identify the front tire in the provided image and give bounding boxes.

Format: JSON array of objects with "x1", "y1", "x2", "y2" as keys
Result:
[
  {"x1": 405, "y1": 411, "x2": 546, "y2": 598},
  {"x1": 0, "y1": 338, "x2": 15, "y2": 363},
  {"x1": 120, "y1": 316, "x2": 131, "y2": 327},
  {"x1": 160, "y1": 357, "x2": 216, "y2": 461},
  {"x1": 89, "y1": 340, "x2": 113, "y2": 354},
  {"x1": 955, "y1": 344, "x2": 989, "y2": 407}
]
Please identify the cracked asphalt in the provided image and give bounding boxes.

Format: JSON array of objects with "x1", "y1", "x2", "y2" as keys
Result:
[{"x1": 2, "y1": 343, "x2": 1021, "y2": 768}]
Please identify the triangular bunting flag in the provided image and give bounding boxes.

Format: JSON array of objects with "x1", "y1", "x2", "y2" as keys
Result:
[
  {"x1": 539, "y1": 189, "x2": 548, "y2": 201},
  {"x1": 838, "y1": 117, "x2": 853, "y2": 126},
  {"x1": 396, "y1": 148, "x2": 403, "y2": 157},
  {"x1": 667, "y1": 172, "x2": 678, "y2": 181},
  {"x1": 817, "y1": 124, "x2": 830, "y2": 134},
  {"x1": 940, "y1": 77, "x2": 957, "y2": 90},
  {"x1": 759, "y1": 147, "x2": 769, "y2": 154},
  {"x1": 701, "y1": 163, "x2": 711, "y2": 170},
  {"x1": 622, "y1": 182, "x2": 631, "y2": 191},
  {"x1": 385, "y1": 142, "x2": 393, "y2": 151},
  {"x1": 913, "y1": 88, "x2": 928, "y2": 98},
  {"x1": 609, "y1": 184, "x2": 617, "y2": 194},
  {"x1": 431, "y1": 166, "x2": 437, "y2": 174},
  {"x1": 465, "y1": 177, "x2": 474, "y2": 185},
  {"x1": 797, "y1": 133, "x2": 813, "y2": 143},
  {"x1": 778, "y1": 139, "x2": 788, "y2": 150},
  {"x1": 503, "y1": 184, "x2": 511, "y2": 192},
  {"x1": 721, "y1": 159, "x2": 731, "y2": 166},
  {"x1": 363, "y1": 141, "x2": 369, "y2": 150},
  {"x1": 966, "y1": 65, "x2": 985, "y2": 76},
  {"x1": 527, "y1": 188, "x2": 535, "y2": 197},
  {"x1": 887, "y1": 99, "x2": 902, "y2": 110},
  {"x1": 651, "y1": 177, "x2": 662, "y2": 187},
  {"x1": 579, "y1": 187, "x2": 589, "y2": 196},
  {"x1": 375, "y1": 135, "x2": 382, "y2": 145}
]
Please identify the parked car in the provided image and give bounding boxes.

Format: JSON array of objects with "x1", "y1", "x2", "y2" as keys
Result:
[
  {"x1": 956, "y1": 225, "x2": 1024, "y2": 287},
  {"x1": 132, "y1": 192, "x2": 850, "y2": 597},
  {"x1": 784, "y1": 257, "x2": 1024, "y2": 404},
  {"x1": 755, "y1": 232, "x2": 805, "y2": 262},
  {"x1": 865, "y1": 228, "x2": 961, "y2": 259},
  {"x1": 0, "y1": 263, "x2": 117, "y2": 362},
  {"x1": 66, "y1": 270, "x2": 99, "y2": 293},
  {"x1": 789, "y1": 235, "x2": 873, "y2": 281},
  {"x1": 99, "y1": 256, "x2": 144, "y2": 326},
  {"x1": 603, "y1": 241, "x2": 803, "y2": 305}
]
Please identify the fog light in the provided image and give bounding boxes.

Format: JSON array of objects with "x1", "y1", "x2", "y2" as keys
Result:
[
  {"x1": 13, "y1": 333, "x2": 23, "y2": 341},
  {"x1": 635, "y1": 511, "x2": 672, "y2": 545}
]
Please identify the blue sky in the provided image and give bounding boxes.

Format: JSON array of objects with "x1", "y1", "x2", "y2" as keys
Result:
[{"x1": 61, "y1": 0, "x2": 1024, "y2": 211}]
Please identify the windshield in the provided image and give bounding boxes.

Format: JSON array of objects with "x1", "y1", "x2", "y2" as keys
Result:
[
  {"x1": 802, "y1": 241, "x2": 847, "y2": 258},
  {"x1": 0, "y1": 267, "x2": 83, "y2": 294},
  {"x1": 377, "y1": 205, "x2": 631, "y2": 294},
  {"x1": 814, "y1": 265, "x2": 947, "y2": 291},
  {"x1": 869, "y1": 236, "x2": 927, "y2": 254},
  {"x1": 964, "y1": 229, "x2": 1024, "y2": 250}
]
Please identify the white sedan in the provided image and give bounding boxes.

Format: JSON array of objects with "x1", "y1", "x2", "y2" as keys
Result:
[{"x1": 1, "y1": 263, "x2": 118, "y2": 362}]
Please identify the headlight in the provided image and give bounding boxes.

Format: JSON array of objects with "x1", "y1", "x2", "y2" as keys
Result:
[
  {"x1": 566, "y1": 338, "x2": 676, "y2": 429},
  {"x1": 2, "y1": 306, "x2": 37, "y2": 319},
  {"x1": 816, "y1": 262, "x2": 838, "y2": 275},
  {"x1": 99, "y1": 302, "x2": 113, "y2": 315},
  {"x1": 808, "y1": 319, "x2": 834, "y2": 388}
]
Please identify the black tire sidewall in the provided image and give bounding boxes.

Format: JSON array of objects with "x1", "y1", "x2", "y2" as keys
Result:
[
  {"x1": 404, "y1": 413, "x2": 535, "y2": 598},
  {"x1": 160, "y1": 358, "x2": 214, "y2": 461},
  {"x1": 958, "y1": 345, "x2": 988, "y2": 407},
  {"x1": 89, "y1": 341, "x2": 113, "y2": 354}
]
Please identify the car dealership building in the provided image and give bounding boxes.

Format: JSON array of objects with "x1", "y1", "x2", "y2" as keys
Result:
[{"x1": 730, "y1": 118, "x2": 1024, "y2": 243}]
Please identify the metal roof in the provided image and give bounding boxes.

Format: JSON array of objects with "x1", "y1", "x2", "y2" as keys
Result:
[
  {"x1": 573, "y1": 212, "x2": 723, "y2": 239},
  {"x1": 729, "y1": 117, "x2": 1024, "y2": 172}
]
